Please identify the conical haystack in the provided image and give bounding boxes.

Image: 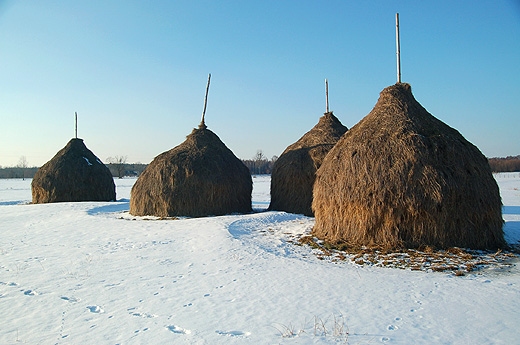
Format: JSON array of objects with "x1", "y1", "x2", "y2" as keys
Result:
[
  {"x1": 32, "y1": 138, "x2": 116, "y2": 203},
  {"x1": 312, "y1": 83, "x2": 504, "y2": 250},
  {"x1": 269, "y1": 112, "x2": 347, "y2": 216},
  {"x1": 130, "y1": 124, "x2": 252, "y2": 218}
]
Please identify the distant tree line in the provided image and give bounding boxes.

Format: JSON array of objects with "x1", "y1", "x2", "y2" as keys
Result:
[
  {"x1": 0, "y1": 156, "x2": 37, "y2": 179},
  {"x1": 241, "y1": 150, "x2": 278, "y2": 175},
  {"x1": 105, "y1": 150, "x2": 278, "y2": 177},
  {"x1": 3, "y1": 153, "x2": 517, "y2": 179},
  {"x1": 106, "y1": 162, "x2": 148, "y2": 178},
  {"x1": 488, "y1": 155, "x2": 520, "y2": 172},
  {"x1": 0, "y1": 166, "x2": 39, "y2": 179}
]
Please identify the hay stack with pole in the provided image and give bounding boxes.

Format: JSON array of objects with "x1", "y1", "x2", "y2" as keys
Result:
[
  {"x1": 312, "y1": 83, "x2": 504, "y2": 250},
  {"x1": 32, "y1": 121, "x2": 116, "y2": 203},
  {"x1": 129, "y1": 74, "x2": 252, "y2": 218},
  {"x1": 269, "y1": 79, "x2": 348, "y2": 216}
]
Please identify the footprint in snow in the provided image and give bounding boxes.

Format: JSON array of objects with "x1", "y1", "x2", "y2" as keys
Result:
[
  {"x1": 131, "y1": 311, "x2": 157, "y2": 318},
  {"x1": 387, "y1": 324, "x2": 398, "y2": 331},
  {"x1": 24, "y1": 289, "x2": 38, "y2": 296},
  {"x1": 216, "y1": 330, "x2": 251, "y2": 337},
  {"x1": 61, "y1": 296, "x2": 80, "y2": 303},
  {"x1": 6, "y1": 282, "x2": 19, "y2": 287},
  {"x1": 166, "y1": 325, "x2": 191, "y2": 334},
  {"x1": 87, "y1": 305, "x2": 104, "y2": 313},
  {"x1": 134, "y1": 328, "x2": 149, "y2": 334}
]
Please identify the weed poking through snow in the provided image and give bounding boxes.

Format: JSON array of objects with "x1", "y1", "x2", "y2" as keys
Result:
[{"x1": 274, "y1": 314, "x2": 350, "y2": 343}]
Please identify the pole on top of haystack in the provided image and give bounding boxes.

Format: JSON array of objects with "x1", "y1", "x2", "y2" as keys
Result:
[
  {"x1": 325, "y1": 78, "x2": 329, "y2": 113},
  {"x1": 75, "y1": 112, "x2": 78, "y2": 138},
  {"x1": 200, "y1": 73, "x2": 211, "y2": 129},
  {"x1": 396, "y1": 13, "x2": 401, "y2": 83}
]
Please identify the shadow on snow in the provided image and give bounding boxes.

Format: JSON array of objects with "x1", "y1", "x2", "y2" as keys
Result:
[{"x1": 87, "y1": 199, "x2": 130, "y2": 215}]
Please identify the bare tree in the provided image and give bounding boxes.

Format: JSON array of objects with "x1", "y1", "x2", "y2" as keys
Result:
[
  {"x1": 17, "y1": 156, "x2": 28, "y2": 180},
  {"x1": 252, "y1": 150, "x2": 268, "y2": 175},
  {"x1": 254, "y1": 150, "x2": 266, "y2": 162},
  {"x1": 107, "y1": 155, "x2": 128, "y2": 179}
]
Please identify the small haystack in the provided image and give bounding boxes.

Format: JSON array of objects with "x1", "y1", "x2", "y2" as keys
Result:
[
  {"x1": 312, "y1": 83, "x2": 504, "y2": 250},
  {"x1": 130, "y1": 74, "x2": 252, "y2": 218},
  {"x1": 269, "y1": 112, "x2": 347, "y2": 216},
  {"x1": 32, "y1": 138, "x2": 116, "y2": 203},
  {"x1": 129, "y1": 123, "x2": 252, "y2": 217}
]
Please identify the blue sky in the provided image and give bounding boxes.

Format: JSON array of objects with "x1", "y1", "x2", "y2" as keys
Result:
[{"x1": 1, "y1": 1, "x2": 519, "y2": 167}]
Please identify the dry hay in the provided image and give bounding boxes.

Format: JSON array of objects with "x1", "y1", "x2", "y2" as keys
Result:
[
  {"x1": 312, "y1": 83, "x2": 504, "y2": 250},
  {"x1": 130, "y1": 125, "x2": 252, "y2": 218},
  {"x1": 32, "y1": 138, "x2": 116, "y2": 203},
  {"x1": 296, "y1": 235, "x2": 517, "y2": 274},
  {"x1": 269, "y1": 112, "x2": 347, "y2": 216}
]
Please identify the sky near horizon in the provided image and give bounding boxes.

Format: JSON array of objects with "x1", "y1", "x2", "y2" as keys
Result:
[{"x1": 1, "y1": 1, "x2": 519, "y2": 167}]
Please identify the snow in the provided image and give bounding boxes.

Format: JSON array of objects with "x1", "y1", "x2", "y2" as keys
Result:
[
  {"x1": 83, "y1": 157, "x2": 93, "y2": 166},
  {"x1": 0, "y1": 174, "x2": 519, "y2": 344}
]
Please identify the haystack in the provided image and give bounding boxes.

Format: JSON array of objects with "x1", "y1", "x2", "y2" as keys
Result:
[
  {"x1": 312, "y1": 83, "x2": 504, "y2": 250},
  {"x1": 129, "y1": 123, "x2": 252, "y2": 218},
  {"x1": 32, "y1": 138, "x2": 116, "y2": 203},
  {"x1": 269, "y1": 112, "x2": 347, "y2": 216}
]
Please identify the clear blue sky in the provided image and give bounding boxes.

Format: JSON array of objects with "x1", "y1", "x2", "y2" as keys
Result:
[{"x1": 1, "y1": 1, "x2": 519, "y2": 167}]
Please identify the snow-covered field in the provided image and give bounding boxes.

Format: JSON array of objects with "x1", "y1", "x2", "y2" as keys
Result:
[{"x1": 0, "y1": 174, "x2": 519, "y2": 345}]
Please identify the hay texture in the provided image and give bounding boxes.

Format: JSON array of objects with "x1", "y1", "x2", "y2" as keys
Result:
[
  {"x1": 32, "y1": 138, "x2": 116, "y2": 203},
  {"x1": 269, "y1": 112, "x2": 347, "y2": 216},
  {"x1": 130, "y1": 126, "x2": 252, "y2": 218},
  {"x1": 312, "y1": 83, "x2": 504, "y2": 250}
]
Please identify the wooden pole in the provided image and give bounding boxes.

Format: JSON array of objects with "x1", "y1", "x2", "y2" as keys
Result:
[
  {"x1": 75, "y1": 112, "x2": 78, "y2": 138},
  {"x1": 200, "y1": 73, "x2": 211, "y2": 129},
  {"x1": 325, "y1": 78, "x2": 329, "y2": 113},
  {"x1": 396, "y1": 13, "x2": 401, "y2": 83}
]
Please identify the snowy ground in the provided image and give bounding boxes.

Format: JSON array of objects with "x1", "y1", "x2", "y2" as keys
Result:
[{"x1": 0, "y1": 173, "x2": 519, "y2": 345}]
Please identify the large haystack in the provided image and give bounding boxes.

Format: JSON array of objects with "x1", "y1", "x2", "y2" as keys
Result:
[
  {"x1": 130, "y1": 124, "x2": 252, "y2": 218},
  {"x1": 312, "y1": 83, "x2": 504, "y2": 250},
  {"x1": 269, "y1": 112, "x2": 347, "y2": 216},
  {"x1": 32, "y1": 138, "x2": 116, "y2": 203}
]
